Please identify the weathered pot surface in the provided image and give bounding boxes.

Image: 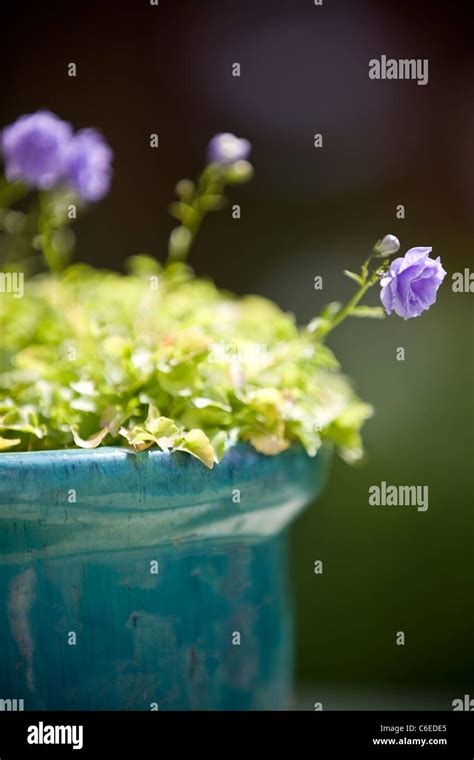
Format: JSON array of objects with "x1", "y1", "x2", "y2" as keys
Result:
[{"x1": 0, "y1": 444, "x2": 329, "y2": 710}]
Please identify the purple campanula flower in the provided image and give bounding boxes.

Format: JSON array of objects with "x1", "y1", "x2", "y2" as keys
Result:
[
  {"x1": 1, "y1": 110, "x2": 73, "y2": 189},
  {"x1": 207, "y1": 133, "x2": 251, "y2": 166},
  {"x1": 66, "y1": 129, "x2": 113, "y2": 202},
  {"x1": 380, "y1": 247, "x2": 446, "y2": 319}
]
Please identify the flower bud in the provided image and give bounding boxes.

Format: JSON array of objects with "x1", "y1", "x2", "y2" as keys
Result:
[
  {"x1": 223, "y1": 160, "x2": 254, "y2": 185},
  {"x1": 168, "y1": 226, "x2": 192, "y2": 257},
  {"x1": 374, "y1": 234, "x2": 400, "y2": 257},
  {"x1": 175, "y1": 179, "x2": 195, "y2": 201},
  {"x1": 207, "y1": 133, "x2": 251, "y2": 166}
]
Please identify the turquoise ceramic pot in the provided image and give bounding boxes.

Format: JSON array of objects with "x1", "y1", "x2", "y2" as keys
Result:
[{"x1": 0, "y1": 444, "x2": 329, "y2": 710}]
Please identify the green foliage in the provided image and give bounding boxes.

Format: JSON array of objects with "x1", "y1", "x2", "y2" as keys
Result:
[{"x1": 0, "y1": 259, "x2": 372, "y2": 467}]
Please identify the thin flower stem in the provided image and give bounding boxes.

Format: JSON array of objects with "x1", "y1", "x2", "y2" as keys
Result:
[
  {"x1": 38, "y1": 193, "x2": 62, "y2": 273},
  {"x1": 320, "y1": 270, "x2": 381, "y2": 339},
  {"x1": 166, "y1": 166, "x2": 225, "y2": 265}
]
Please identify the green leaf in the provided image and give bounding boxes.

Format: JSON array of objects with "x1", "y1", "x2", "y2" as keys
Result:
[
  {"x1": 319, "y1": 301, "x2": 342, "y2": 320},
  {"x1": 119, "y1": 426, "x2": 158, "y2": 451},
  {"x1": 208, "y1": 428, "x2": 239, "y2": 461},
  {"x1": 0, "y1": 436, "x2": 21, "y2": 450},
  {"x1": 192, "y1": 397, "x2": 232, "y2": 412},
  {"x1": 0, "y1": 407, "x2": 46, "y2": 439},
  {"x1": 71, "y1": 426, "x2": 109, "y2": 449},
  {"x1": 145, "y1": 408, "x2": 179, "y2": 441},
  {"x1": 0, "y1": 255, "x2": 375, "y2": 466},
  {"x1": 306, "y1": 316, "x2": 330, "y2": 335},
  {"x1": 250, "y1": 434, "x2": 290, "y2": 456},
  {"x1": 350, "y1": 306, "x2": 385, "y2": 319},
  {"x1": 343, "y1": 270, "x2": 364, "y2": 285},
  {"x1": 175, "y1": 429, "x2": 215, "y2": 468}
]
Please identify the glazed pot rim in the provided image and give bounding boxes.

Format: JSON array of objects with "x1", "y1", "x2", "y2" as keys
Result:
[
  {"x1": 0, "y1": 443, "x2": 331, "y2": 560},
  {"x1": 0, "y1": 442, "x2": 328, "y2": 498}
]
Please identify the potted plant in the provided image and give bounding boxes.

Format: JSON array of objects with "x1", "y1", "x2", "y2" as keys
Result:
[{"x1": 0, "y1": 114, "x2": 446, "y2": 710}]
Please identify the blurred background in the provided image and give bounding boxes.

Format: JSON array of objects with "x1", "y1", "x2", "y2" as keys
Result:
[{"x1": 1, "y1": 0, "x2": 472, "y2": 709}]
